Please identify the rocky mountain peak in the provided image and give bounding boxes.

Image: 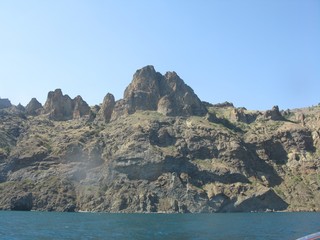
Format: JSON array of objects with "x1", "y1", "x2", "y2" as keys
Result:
[
  {"x1": 43, "y1": 89, "x2": 90, "y2": 121},
  {"x1": 131, "y1": 65, "x2": 159, "y2": 86},
  {"x1": 1, "y1": 66, "x2": 320, "y2": 213},
  {"x1": 117, "y1": 65, "x2": 207, "y2": 117},
  {"x1": 123, "y1": 65, "x2": 161, "y2": 114},
  {"x1": 125, "y1": 65, "x2": 161, "y2": 95},
  {"x1": 26, "y1": 98, "x2": 43, "y2": 116},
  {"x1": 44, "y1": 89, "x2": 73, "y2": 120}
]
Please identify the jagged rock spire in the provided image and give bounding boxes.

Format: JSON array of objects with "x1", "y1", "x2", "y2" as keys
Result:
[
  {"x1": 43, "y1": 89, "x2": 90, "y2": 121},
  {"x1": 115, "y1": 65, "x2": 207, "y2": 117},
  {"x1": 26, "y1": 98, "x2": 43, "y2": 116}
]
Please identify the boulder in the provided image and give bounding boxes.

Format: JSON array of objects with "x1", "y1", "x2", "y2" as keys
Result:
[{"x1": 157, "y1": 95, "x2": 174, "y2": 116}]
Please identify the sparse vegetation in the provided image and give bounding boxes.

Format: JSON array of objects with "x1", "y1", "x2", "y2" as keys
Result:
[{"x1": 1, "y1": 89, "x2": 320, "y2": 212}]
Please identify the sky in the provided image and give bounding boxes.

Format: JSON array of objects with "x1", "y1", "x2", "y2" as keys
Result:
[{"x1": 0, "y1": 0, "x2": 319, "y2": 110}]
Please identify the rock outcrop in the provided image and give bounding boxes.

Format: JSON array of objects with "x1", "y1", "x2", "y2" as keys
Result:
[
  {"x1": 26, "y1": 98, "x2": 43, "y2": 115},
  {"x1": 16, "y1": 104, "x2": 25, "y2": 112},
  {"x1": 230, "y1": 108, "x2": 260, "y2": 124},
  {"x1": 0, "y1": 98, "x2": 12, "y2": 109},
  {"x1": 124, "y1": 65, "x2": 162, "y2": 113},
  {"x1": 43, "y1": 89, "x2": 90, "y2": 121},
  {"x1": 72, "y1": 95, "x2": 90, "y2": 119},
  {"x1": 96, "y1": 93, "x2": 115, "y2": 123},
  {"x1": 264, "y1": 106, "x2": 285, "y2": 121},
  {"x1": 115, "y1": 65, "x2": 207, "y2": 118},
  {"x1": 157, "y1": 71, "x2": 207, "y2": 116},
  {"x1": 43, "y1": 89, "x2": 74, "y2": 120},
  {"x1": 0, "y1": 66, "x2": 319, "y2": 213}
]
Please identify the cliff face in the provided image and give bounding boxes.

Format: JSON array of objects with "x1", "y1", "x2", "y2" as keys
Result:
[
  {"x1": 113, "y1": 65, "x2": 207, "y2": 118},
  {"x1": 0, "y1": 66, "x2": 319, "y2": 213}
]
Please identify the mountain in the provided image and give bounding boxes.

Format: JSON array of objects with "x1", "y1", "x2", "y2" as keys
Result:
[{"x1": 0, "y1": 66, "x2": 319, "y2": 212}]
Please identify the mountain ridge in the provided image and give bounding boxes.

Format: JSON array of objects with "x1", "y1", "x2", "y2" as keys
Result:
[{"x1": 0, "y1": 65, "x2": 319, "y2": 212}]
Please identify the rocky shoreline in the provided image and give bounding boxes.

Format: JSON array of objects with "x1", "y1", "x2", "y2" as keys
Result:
[{"x1": 0, "y1": 66, "x2": 319, "y2": 212}]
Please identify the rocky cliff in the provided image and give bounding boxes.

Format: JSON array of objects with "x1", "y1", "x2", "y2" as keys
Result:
[{"x1": 0, "y1": 66, "x2": 319, "y2": 213}]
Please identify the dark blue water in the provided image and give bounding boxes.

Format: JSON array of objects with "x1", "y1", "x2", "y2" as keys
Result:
[{"x1": 0, "y1": 211, "x2": 319, "y2": 240}]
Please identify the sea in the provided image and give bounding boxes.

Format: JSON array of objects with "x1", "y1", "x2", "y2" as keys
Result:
[{"x1": 0, "y1": 211, "x2": 319, "y2": 240}]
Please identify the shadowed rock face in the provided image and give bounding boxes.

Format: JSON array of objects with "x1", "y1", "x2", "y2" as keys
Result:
[
  {"x1": 0, "y1": 98, "x2": 12, "y2": 109},
  {"x1": 10, "y1": 192, "x2": 33, "y2": 211},
  {"x1": 124, "y1": 65, "x2": 162, "y2": 113},
  {"x1": 73, "y1": 95, "x2": 90, "y2": 119},
  {"x1": 221, "y1": 187, "x2": 289, "y2": 212},
  {"x1": 96, "y1": 93, "x2": 115, "y2": 123},
  {"x1": 44, "y1": 89, "x2": 74, "y2": 120},
  {"x1": 26, "y1": 98, "x2": 43, "y2": 116}
]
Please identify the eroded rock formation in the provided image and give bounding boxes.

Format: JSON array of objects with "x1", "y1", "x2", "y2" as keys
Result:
[
  {"x1": 43, "y1": 89, "x2": 90, "y2": 121},
  {"x1": 0, "y1": 66, "x2": 319, "y2": 213},
  {"x1": 26, "y1": 98, "x2": 43, "y2": 115},
  {"x1": 114, "y1": 65, "x2": 207, "y2": 118},
  {"x1": 96, "y1": 93, "x2": 115, "y2": 123}
]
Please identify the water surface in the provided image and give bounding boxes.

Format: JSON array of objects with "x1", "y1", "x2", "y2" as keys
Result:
[{"x1": 0, "y1": 211, "x2": 319, "y2": 240}]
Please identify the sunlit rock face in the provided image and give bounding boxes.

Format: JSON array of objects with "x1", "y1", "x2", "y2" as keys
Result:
[
  {"x1": 72, "y1": 95, "x2": 90, "y2": 119},
  {"x1": 0, "y1": 66, "x2": 319, "y2": 213},
  {"x1": 43, "y1": 89, "x2": 90, "y2": 121},
  {"x1": 120, "y1": 65, "x2": 207, "y2": 117}
]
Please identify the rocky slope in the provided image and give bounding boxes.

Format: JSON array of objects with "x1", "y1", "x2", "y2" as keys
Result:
[{"x1": 0, "y1": 66, "x2": 319, "y2": 212}]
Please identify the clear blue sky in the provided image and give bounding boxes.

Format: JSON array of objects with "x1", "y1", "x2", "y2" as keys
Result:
[{"x1": 0, "y1": 0, "x2": 319, "y2": 110}]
